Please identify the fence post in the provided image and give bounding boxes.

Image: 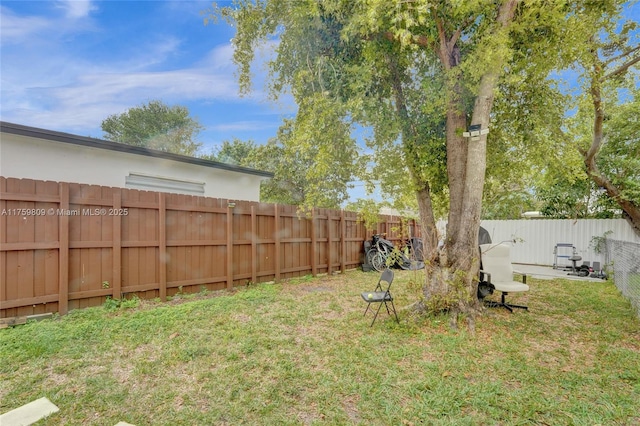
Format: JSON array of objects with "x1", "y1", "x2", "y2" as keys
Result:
[
  {"x1": 227, "y1": 201, "x2": 234, "y2": 289},
  {"x1": 112, "y1": 189, "x2": 122, "y2": 300},
  {"x1": 327, "y1": 212, "x2": 333, "y2": 275},
  {"x1": 382, "y1": 216, "x2": 388, "y2": 238},
  {"x1": 0, "y1": 178, "x2": 6, "y2": 308},
  {"x1": 58, "y1": 182, "x2": 69, "y2": 315},
  {"x1": 274, "y1": 204, "x2": 281, "y2": 281},
  {"x1": 311, "y1": 208, "x2": 317, "y2": 276},
  {"x1": 251, "y1": 205, "x2": 257, "y2": 284},
  {"x1": 158, "y1": 193, "x2": 167, "y2": 301},
  {"x1": 340, "y1": 210, "x2": 346, "y2": 273}
]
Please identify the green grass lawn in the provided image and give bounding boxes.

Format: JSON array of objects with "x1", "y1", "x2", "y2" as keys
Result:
[{"x1": 1, "y1": 270, "x2": 639, "y2": 425}]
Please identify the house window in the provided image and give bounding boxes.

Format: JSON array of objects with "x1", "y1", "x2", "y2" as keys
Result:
[{"x1": 125, "y1": 172, "x2": 205, "y2": 195}]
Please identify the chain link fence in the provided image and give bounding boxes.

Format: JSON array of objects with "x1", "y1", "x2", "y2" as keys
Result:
[{"x1": 603, "y1": 239, "x2": 640, "y2": 317}]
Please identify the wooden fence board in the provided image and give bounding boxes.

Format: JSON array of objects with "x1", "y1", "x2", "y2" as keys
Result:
[{"x1": 0, "y1": 176, "x2": 414, "y2": 317}]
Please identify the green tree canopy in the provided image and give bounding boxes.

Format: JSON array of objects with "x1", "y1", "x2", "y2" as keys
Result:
[
  {"x1": 206, "y1": 0, "x2": 631, "y2": 321},
  {"x1": 528, "y1": 4, "x2": 640, "y2": 232},
  {"x1": 101, "y1": 100, "x2": 203, "y2": 156},
  {"x1": 203, "y1": 138, "x2": 258, "y2": 166},
  {"x1": 576, "y1": 20, "x2": 640, "y2": 235},
  {"x1": 204, "y1": 119, "x2": 363, "y2": 209}
]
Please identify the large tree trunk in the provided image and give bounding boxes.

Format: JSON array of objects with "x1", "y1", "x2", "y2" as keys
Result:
[
  {"x1": 419, "y1": 0, "x2": 520, "y2": 323},
  {"x1": 446, "y1": 73, "x2": 498, "y2": 313},
  {"x1": 444, "y1": 97, "x2": 469, "y2": 253},
  {"x1": 439, "y1": 42, "x2": 467, "y2": 252}
]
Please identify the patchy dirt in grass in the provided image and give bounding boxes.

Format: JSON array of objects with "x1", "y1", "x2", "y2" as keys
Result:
[
  {"x1": 42, "y1": 368, "x2": 72, "y2": 388},
  {"x1": 231, "y1": 313, "x2": 252, "y2": 323},
  {"x1": 133, "y1": 288, "x2": 239, "y2": 311},
  {"x1": 523, "y1": 336, "x2": 597, "y2": 371},
  {"x1": 301, "y1": 285, "x2": 334, "y2": 293},
  {"x1": 112, "y1": 362, "x2": 135, "y2": 385},
  {"x1": 292, "y1": 401, "x2": 324, "y2": 426},
  {"x1": 282, "y1": 275, "x2": 347, "y2": 294},
  {"x1": 342, "y1": 395, "x2": 361, "y2": 423}
]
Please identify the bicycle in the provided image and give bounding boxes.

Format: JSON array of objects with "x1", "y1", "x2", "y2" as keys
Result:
[
  {"x1": 365, "y1": 234, "x2": 425, "y2": 272},
  {"x1": 365, "y1": 234, "x2": 395, "y2": 272}
]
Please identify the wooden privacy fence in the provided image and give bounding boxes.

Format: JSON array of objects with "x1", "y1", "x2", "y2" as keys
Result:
[{"x1": 0, "y1": 177, "x2": 418, "y2": 318}]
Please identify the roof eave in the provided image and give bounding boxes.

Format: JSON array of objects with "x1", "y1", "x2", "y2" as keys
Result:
[{"x1": 0, "y1": 121, "x2": 274, "y2": 178}]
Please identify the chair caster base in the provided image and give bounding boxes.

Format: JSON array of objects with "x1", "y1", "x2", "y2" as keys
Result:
[{"x1": 484, "y1": 300, "x2": 528, "y2": 313}]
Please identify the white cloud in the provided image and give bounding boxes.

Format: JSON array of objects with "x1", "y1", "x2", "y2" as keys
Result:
[
  {"x1": 1, "y1": 63, "x2": 260, "y2": 133},
  {"x1": 0, "y1": 2, "x2": 283, "y2": 139},
  {"x1": 0, "y1": 38, "x2": 273, "y2": 135},
  {"x1": 212, "y1": 120, "x2": 281, "y2": 132},
  {"x1": 118, "y1": 35, "x2": 184, "y2": 71},
  {"x1": 48, "y1": 68, "x2": 243, "y2": 105},
  {"x1": 56, "y1": 0, "x2": 96, "y2": 19},
  {"x1": 0, "y1": 6, "x2": 52, "y2": 44},
  {"x1": 204, "y1": 43, "x2": 236, "y2": 70},
  {"x1": 0, "y1": 2, "x2": 98, "y2": 48}
]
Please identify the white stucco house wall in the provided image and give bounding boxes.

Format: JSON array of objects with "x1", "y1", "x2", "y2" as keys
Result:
[{"x1": 0, "y1": 121, "x2": 273, "y2": 202}]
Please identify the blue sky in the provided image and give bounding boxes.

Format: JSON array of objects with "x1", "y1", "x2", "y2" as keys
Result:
[
  {"x1": 0, "y1": 0, "x2": 293, "y2": 156},
  {"x1": 1, "y1": 1, "x2": 637, "y2": 205}
]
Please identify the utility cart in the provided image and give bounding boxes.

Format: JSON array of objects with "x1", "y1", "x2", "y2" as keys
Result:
[{"x1": 553, "y1": 243, "x2": 577, "y2": 270}]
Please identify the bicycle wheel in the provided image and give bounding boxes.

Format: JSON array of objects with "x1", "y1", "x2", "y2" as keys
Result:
[
  {"x1": 370, "y1": 251, "x2": 386, "y2": 272},
  {"x1": 365, "y1": 249, "x2": 379, "y2": 266}
]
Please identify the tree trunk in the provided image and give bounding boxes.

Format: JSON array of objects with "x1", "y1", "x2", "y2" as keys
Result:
[
  {"x1": 445, "y1": 73, "x2": 498, "y2": 314},
  {"x1": 416, "y1": 184, "x2": 438, "y2": 263},
  {"x1": 440, "y1": 43, "x2": 467, "y2": 252},
  {"x1": 386, "y1": 52, "x2": 441, "y2": 261},
  {"x1": 444, "y1": 101, "x2": 469, "y2": 253},
  {"x1": 584, "y1": 67, "x2": 640, "y2": 238},
  {"x1": 419, "y1": 0, "x2": 520, "y2": 322}
]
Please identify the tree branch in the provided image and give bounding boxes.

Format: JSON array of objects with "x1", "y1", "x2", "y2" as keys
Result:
[
  {"x1": 434, "y1": 15, "x2": 451, "y2": 69},
  {"x1": 496, "y1": 0, "x2": 520, "y2": 26},
  {"x1": 380, "y1": 6, "x2": 485, "y2": 62},
  {"x1": 448, "y1": 14, "x2": 476, "y2": 50},
  {"x1": 602, "y1": 43, "x2": 640, "y2": 67},
  {"x1": 602, "y1": 53, "x2": 640, "y2": 81}
]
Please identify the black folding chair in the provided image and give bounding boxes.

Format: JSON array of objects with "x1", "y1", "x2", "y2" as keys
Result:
[{"x1": 361, "y1": 269, "x2": 399, "y2": 326}]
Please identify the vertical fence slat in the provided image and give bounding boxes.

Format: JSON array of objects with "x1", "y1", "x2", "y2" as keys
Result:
[
  {"x1": 274, "y1": 204, "x2": 281, "y2": 281},
  {"x1": 340, "y1": 210, "x2": 346, "y2": 273},
  {"x1": 0, "y1": 178, "x2": 6, "y2": 308},
  {"x1": 1, "y1": 177, "x2": 428, "y2": 316},
  {"x1": 159, "y1": 193, "x2": 167, "y2": 301},
  {"x1": 311, "y1": 208, "x2": 317, "y2": 276},
  {"x1": 226, "y1": 203, "x2": 234, "y2": 289},
  {"x1": 251, "y1": 205, "x2": 257, "y2": 284},
  {"x1": 112, "y1": 189, "x2": 122, "y2": 299},
  {"x1": 327, "y1": 213, "x2": 333, "y2": 275},
  {"x1": 58, "y1": 182, "x2": 69, "y2": 315}
]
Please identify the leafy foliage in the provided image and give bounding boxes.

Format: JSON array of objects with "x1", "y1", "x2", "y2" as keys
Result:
[
  {"x1": 202, "y1": 136, "x2": 305, "y2": 205},
  {"x1": 563, "y1": 5, "x2": 640, "y2": 233},
  {"x1": 203, "y1": 138, "x2": 257, "y2": 166},
  {"x1": 205, "y1": 0, "x2": 638, "y2": 313},
  {"x1": 101, "y1": 100, "x2": 203, "y2": 156},
  {"x1": 587, "y1": 86, "x2": 640, "y2": 206},
  {"x1": 203, "y1": 117, "x2": 362, "y2": 209},
  {"x1": 599, "y1": 90, "x2": 640, "y2": 204}
]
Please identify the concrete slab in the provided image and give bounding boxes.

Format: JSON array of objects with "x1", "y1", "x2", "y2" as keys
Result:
[
  {"x1": 514, "y1": 264, "x2": 605, "y2": 283},
  {"x1": 0, "y1": 397, "x2": 59, "y2": 426}
]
